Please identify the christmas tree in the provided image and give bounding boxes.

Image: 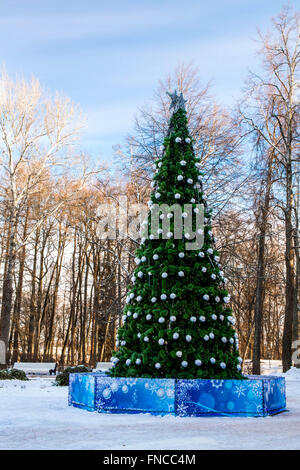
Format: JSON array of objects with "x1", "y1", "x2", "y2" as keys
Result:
[{"x1": 111, "y1": 91, "x2": 244, "y2": 380}]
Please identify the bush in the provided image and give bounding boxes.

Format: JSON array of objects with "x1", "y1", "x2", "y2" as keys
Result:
[
  {"x1": 55, "y1": 365, "x2": 91, "y2": 386},
  {"x1": 0, "y1": 368, "x2": 28, "y2": 381}
]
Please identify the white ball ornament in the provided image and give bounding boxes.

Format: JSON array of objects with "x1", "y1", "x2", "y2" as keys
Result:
[
  {"x1": 122, "y1": 315, "x2": 127, "y2": 322},
  {"x1": 135, "y1": 257, "x2": 141, "y2": 265},
  {"x1": 141, "y1": 256, "x2": 146, "y2": 262},
  {"x1": 155, "y1": 363, "x2": 161, "y2": 369},
  {"x1": 238, "y1": 357, "x2": 243, "y2": 363},
  {"x1": 210, "y1": 357, "x2": 216, "y2": 364},
  {"x1": 201, "y1": 267, "x2": 207, "y2": 273},
  {"x1": 203, "y1": 294, "x2": 209, "y2": 301},
  {"x1": 198, "y1": 251, "x2": 205, "y2": 258},
  {"x1": 214, "y1": 256, "x2": 220, "y2": 262},
  {"x1": 181, "y1": 361, "x2": 188, "y2": 368},
  {"x1": 209, "y1": 332, "x2": 215, "y2": 339},
  {"x1": 160, "y1": 294, "x2": 167, "y2": 300},
  {"x1": 173, "y1": 332, "x2": 179, "y2": 339},
  {"x1": 185, "y1": 137, "x2": 191, "y2": 143},
  {"x1": 197, "y1": 228, "x2": 204, "y2": 235},
  {"x1": 220, "y1": 315, "x2": 224, "y2": 321},
  {"x1": 170, "y1": 316, "x2": 176, "y2": 322},
  {"x1": 158, "y1": 338, "x2": 165, "y2": 345},
  {"x1": 215, "y1": 296, "x2": 220, "y2": 302},
  {"x1": 137, "y1": 333, "x2": 141, "y2": 338},
  {"x1": 167, "y1": 213, "x2": 173, "y2": 219},
  {"x1": 155, "y1": 192, "x2": 161, "y2": 199},
  {"x1": 170, "y1": 293, "x2": 176, "y2": 299},
  {"x1": 159, "y1": 214, "x2": 165, "y2": 219},
  {"x1": 133, "y1": 313, "x2": 138, "y2": 319},
  {"x1": 177, "y1": 175, "x2": 184, "y2": 181},
  {"x1": 136, "y1": 358, "x2": 141, "y2": 365},
  {"x1": 186, "y1": 335, "x2": 192, "y2": 342},
  {"x1": 158, "y1": 317, "x2": 165, "y2": 323},
  {"x1": 167, "y1": 232, "x2": 173, "y2": 238},
  {"x1": 178, "y1": 271, "x2": 184, "y2": 277},
  {"x1": 195, "y1": 359, "x2": 202, "y2": 366},
  {"x1": 190, "y1": 316, "x2": 197, "y2": 323},
  {"x1": 137, "y1": 271, "x2": 143, "y2": 278},
  {"x1": 174, "y1": 193, "x2": 181, "y2": 199},
  {"x1": 175, "y1": 137, "x2": 182, "y2": 143},
  {"x1": 178, "y1": 252, "x2": 185, "y2": 258},
  {"x1": 237, "y1": 364, "x2": 241, "y2": 371},
  {"x1": 221, "y1": 337, "x2": 227, "y2": 343},
  {"x1": 136, "y1": 296, "x2": 142, "y2": 302},
  {"x1": 146, "y1": 314, "x2": 152, "y2": 320},
  {"x1": 176, "y1": 351, "x2": 182, "y2": 357},
  {"x1": 129, "y1": 293, "x2": 135, "y2": 299},
  {"x1": 149, "y1": 234, "x2": 154, "y2": 240},
  {"x1": 180, "y1": 160, "x2": 186, "y2": 166},
  {"x1": 211, "y1": 274, "x2": 216, "y2": 280},
  {"x1": 220, "y1": 362, "x2": 226, "y2": 369},
  {"x1": 193, "y1": 207, "x2": 199, "y2": 213},
  {"x1": 162, "y1": 272, "x2": 168, "y2": 278},
  {"x1": 212, "y1": 314, "x2": 217, "y2": 320},
  {"x1": 185, "y1": 233, "x2": 191, "y2": 239},
  {"x1": 144, "y1": 336, "x2": 149, "y2": 342},
  {"x1": 223, "y1": 297, "x2": 230, "y2": 304},
  {"x1": 204, "y1": 335, "x2": 209, "y2": 341},
  {"x1": 121, "y1": 340, "x2": 126, "y2": 346},
  {"x1": 157, "y1": 228, "x2": 163, "y2": 234},
  {"x1": 207, "y1": 248, "x2": 213, "y2": 255},
  {"x1": 153, "y1": 254, "x2": 159, "y2": 260},
  {"x1": 151, "y1": 297, "x2": 157, "y2": 303},
  {"x1": 229, "y1": 338, "x2": 234, "y2": 344},
  {"x1": 199, "y1": 315, "x2": 206, "y2": 322},
  {"x1": 182, "y1": 212, "x2": 188, "y2": 218},
  {"x1": 190, "y1": 198, "x2": 196, "y2": 203},
  {"x1": 126, "y1": 359, "x2": 131, "y2": 366},
  {"x1": 187, "y1": 178, "x2": 193, "y2": 184}
]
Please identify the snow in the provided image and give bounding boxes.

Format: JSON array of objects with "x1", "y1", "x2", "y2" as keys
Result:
[{"x1": 0, "y1": 369, "x2": 300, "y2": 450}]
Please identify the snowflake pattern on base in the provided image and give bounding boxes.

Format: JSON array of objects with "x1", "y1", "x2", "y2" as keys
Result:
[{"x1": 68, "y1": 373, "x2": 286, "y2": 417}]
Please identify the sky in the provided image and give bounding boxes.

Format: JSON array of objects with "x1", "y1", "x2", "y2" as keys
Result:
[{"x1": 0, "y1": 0, "x2": 298, "y2": 165}]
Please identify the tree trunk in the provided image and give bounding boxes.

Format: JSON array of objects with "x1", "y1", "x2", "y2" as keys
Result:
[
  {"x1": 253, "y1": 157, "x2": 273, "y2": 374},
  {"x1": 0, "y1": 210, "x2": 18, "y2": 363},
  {"x1": 282, "y1": 160, "x2": 295, "y2": 372}
]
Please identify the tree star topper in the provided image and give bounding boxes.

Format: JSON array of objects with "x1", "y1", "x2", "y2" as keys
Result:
[{"x1": 167, "y1": 90, "x2": 187, "y2": 112}]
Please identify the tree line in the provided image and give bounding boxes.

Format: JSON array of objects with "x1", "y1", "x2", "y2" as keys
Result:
[{"x1": 0, "y1": 6, "x2": 299, "y2": 372}]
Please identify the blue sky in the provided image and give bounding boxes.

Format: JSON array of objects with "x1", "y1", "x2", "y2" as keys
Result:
[{"x1": 0, "y1": 0, "x2": 296, "y2": 164}]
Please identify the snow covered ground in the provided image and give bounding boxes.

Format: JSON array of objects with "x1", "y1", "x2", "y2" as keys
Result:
[{"x1": 0, "y1": 369, "x2": 299, "y2": 450}]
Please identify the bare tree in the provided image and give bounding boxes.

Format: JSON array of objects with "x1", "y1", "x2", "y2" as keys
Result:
[
  {"x1": 239, "y1": 7, "x2": 300, "y2": 371},
  {"x1": 0, "y1": 71, "x2": 83, "y2": 360}
]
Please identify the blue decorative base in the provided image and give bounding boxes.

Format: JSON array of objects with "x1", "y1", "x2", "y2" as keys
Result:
[{"x1": 68, "y1": 373, "x2": 286, "y2": 417}]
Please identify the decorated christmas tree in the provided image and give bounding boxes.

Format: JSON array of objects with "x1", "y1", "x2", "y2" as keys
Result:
[{"x1": 111, "y1": 91, "x2": 244, "y2": 380}]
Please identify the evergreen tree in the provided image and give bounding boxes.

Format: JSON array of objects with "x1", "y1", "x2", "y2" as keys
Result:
[{"x1": 111, "y1": 92, "x2": 244, "y2": 379}]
